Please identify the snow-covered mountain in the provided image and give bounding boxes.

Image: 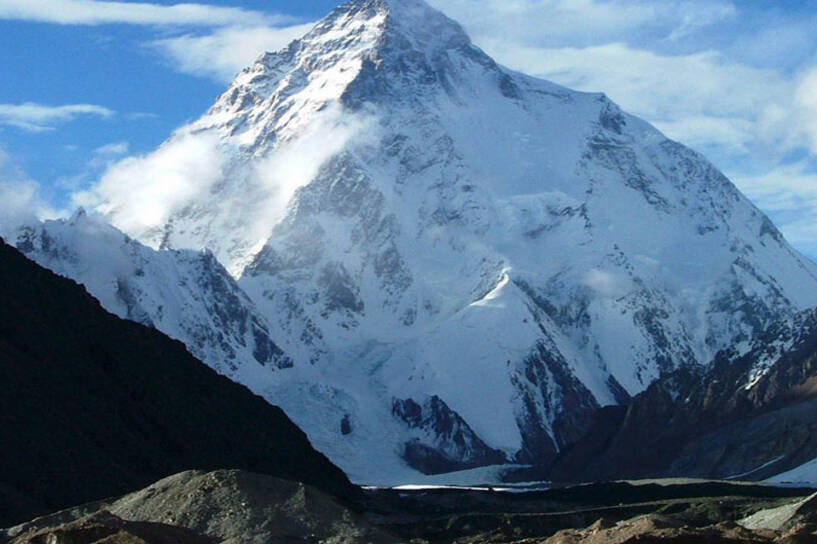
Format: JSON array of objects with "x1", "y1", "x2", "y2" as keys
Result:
[
  {"x1": 15, "y1": 0, "x2": 817, "y2": 483},
  {"x1": 14, "y1": 211, "x2": 291, "y2": 380}
]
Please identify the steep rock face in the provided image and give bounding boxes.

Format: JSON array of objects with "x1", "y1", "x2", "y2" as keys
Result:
[
  {"x1": 32, "y1": 0, "x2": 817, "y2": 481},
  {"x1": 0, "y1": 239, "x2": 355, "y2": 528},
  {"x1": 392, "y1": 396, "x2": 506, "y2": 474},
  {"x1": 549, "y1": 309, "x2": 817, "y2": 482}
]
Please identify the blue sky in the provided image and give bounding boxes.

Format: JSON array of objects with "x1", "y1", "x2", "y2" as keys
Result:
[{"x1": 1, "y1": 0, "x2": 817, "y2": 256}]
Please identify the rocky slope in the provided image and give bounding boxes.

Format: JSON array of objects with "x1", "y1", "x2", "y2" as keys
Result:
[
  {"x1": 7, "y1": 470, "x2": 817, "y2": 544},
  {"x1": 5, "y1": 470, "x2": 395, "y2": 544},
  {"x1": 0, "y1": 238, "x2": 355, "y2": 528},
  {"x1": 549, "y1": 309, "x2": 817, "y2": 483},
  {"x1": 14, "y1": 0, "x2": 817, "y2": 482}
]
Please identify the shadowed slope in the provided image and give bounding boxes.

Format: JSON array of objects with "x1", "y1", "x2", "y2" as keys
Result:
[{"x1": 0, "y1": 239, "x2": 357, "y2": 528}]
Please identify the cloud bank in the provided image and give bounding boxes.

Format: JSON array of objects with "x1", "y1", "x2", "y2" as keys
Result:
[
  {"x1": 77, "y1": 129, "x2": 228, "y2": 238},
  {"x1": 151, "y1": 23, "x2": 315, "y2": 82},
  {"x1": 0, "y1": 148, "x2": 63, "y2": 238},
  {"x1": 0, "y1": 103, "x2": 114, "y2": 132},
  {"x1": 0, "y1": 0, "x2": 293, "y2": 27},
  {"x1": 77, "y1": 104, "x2": 375, "y2": 271}
]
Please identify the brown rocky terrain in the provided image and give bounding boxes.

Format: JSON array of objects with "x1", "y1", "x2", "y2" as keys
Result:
[
  {"x1": 4, "y1": 470, "x2": 395, "y2": 544},
  {"x1": 6, "y1": 472, "x2": 817, "y2": 544}
]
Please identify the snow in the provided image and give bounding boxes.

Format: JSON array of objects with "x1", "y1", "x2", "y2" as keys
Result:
[
  {"x1": 768, "y1": 457, "x2": 817, "y2": 486},
  {"x1": 11, "y1": 0, "x2": 817, "y2": 484},
  {"x1": 727, "y1": 456, "x2": 786, "y2": 480}
]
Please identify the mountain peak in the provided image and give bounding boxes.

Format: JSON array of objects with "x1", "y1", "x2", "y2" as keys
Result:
[
  {"x1": 309, "y1": 0, "x2": 472, "y2": 63},
  {"x1": 202, "y1": 0, "x2": 496, "y2": 138}
]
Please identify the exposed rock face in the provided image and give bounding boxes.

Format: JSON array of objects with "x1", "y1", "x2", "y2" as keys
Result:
[
  {"x1": 0, "y1": 239, "x2": 356, "y2": 528},
  {"x1": 392, "y1": 396, "x2": 506, "y2": 473},
  {"x1": 14, "y1": 0, "x2": 817, "y2": 482},
  {"x1": 550, "y1": 309, "x2": 817, "y2": 483}
]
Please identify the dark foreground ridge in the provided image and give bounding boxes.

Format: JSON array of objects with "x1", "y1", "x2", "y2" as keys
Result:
[{"x1": 0, "y1": 238, "x2": 357, "y2": 528}]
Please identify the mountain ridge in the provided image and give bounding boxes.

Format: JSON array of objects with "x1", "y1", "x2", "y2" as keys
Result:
[{"x1": 0, "y1": 237, "x2": 356, "y2": 527}]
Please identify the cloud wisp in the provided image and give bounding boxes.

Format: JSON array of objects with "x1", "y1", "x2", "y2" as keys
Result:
[
  {"x1": 0, "y1": 103, "x2": 115, "y2": 132},
  {"x1": 0, "y1": 0, "x2": 294, "y2": 27},
  {"x1": 76, "y1": 103, "x2": 376, "y2": 273},
  {"x1": 0, "y1": 148, "x2": 64, "y2": 238},
  {"x1": 0, "y1": 0, "x2": 314, "y2": 83},
  {"x1": 94, "y1": 141, "x2": 130, "y2": 156},
  {"x1": 151, "y1": 23, "x2": 315, "y2": 82},
  {"x1": 76, "y1": 129, "x2": 228, "y2": 238}
]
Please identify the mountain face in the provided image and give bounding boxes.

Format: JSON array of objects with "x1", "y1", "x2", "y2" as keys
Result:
[
  {"x1": 549, "y1": 309, "x2": 817, "y2": 483},
  {"x1": 15, "y1": 0, "x2": 817, "y2": 482},
  {"x1": 0, "y1": 238, "x2": 356, "y2": 528},
  {"x1": 14, "y1": 211, "x2": 291, "y2": 382}
]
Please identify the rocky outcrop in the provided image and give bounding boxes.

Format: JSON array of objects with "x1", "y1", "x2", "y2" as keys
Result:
[
  {"x1": 393, "y1": 396, "x2": 506, "y2": 474},
  {"x1": 5, "y1": 470, "x2": 397, "y2": 544},
  {"x1": 7, "y1": 511, "x2": 215, "y2": 544},
  {"x1": 543, "y1": 515, "x2": 808, "y2": 544}
]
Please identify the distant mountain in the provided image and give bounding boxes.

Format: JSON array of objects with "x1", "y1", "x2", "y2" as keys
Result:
[
  {"x1": 0, "y1": 238, "x2": 356, "y2": 528},
  {"x1": 549, "y1": 309, "x2": 817, "y2": 483},
  {"x1": 14, "y1": 0, "x2": 817, "y2": 482}
]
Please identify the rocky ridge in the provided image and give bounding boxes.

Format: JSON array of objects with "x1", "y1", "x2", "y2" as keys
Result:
[
  {"x1": 0, "y1": 238, "x2": 355, "y2": 528},
  {"x1": 549, "y1": 308, "x2": 817, "y2": 483}
]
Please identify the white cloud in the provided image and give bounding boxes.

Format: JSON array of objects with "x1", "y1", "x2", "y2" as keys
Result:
[
  {"x1": 0, "y1": 0, "x2": 293, "y2": 27},
  {"x1": 734, "y1": 162, "x2": 817, "y2": 215},
  {"x1": 0, "y1": 148, "x2": 63, "y2": 238},
  {"x1": 95, "y1": 141, "x2": 129, "y2": 155},
  {"x1": 733, "y1": 161, "x2": 817, "y2": 256},
  {"x1": 76, "y1": 129, "x2": 228, "y2": 238},
  {"x1": 0, "y1": 103, "x2": 114, "y2": 132},
  {"x1": 583, "y1": 269, "x2": 631, "y2": 299},
  {"x1": 78, "y1": 104, "x2": 375, "y2": 272},
  {"x1": 428, "y1": 0, "x2": 736, "y2": 47},
  {"x1": 793, "y1": 68, "x2": 817, "y2": 154},
  {"x1": 151, "y1": 23, "x2": 315, "y2": 82},
  {"x1": 246, "y1": 104, "x2": 376, "y2": 238},
  {"x1": 667, "y1": 3, "x2": 737, "y2": 41}
]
